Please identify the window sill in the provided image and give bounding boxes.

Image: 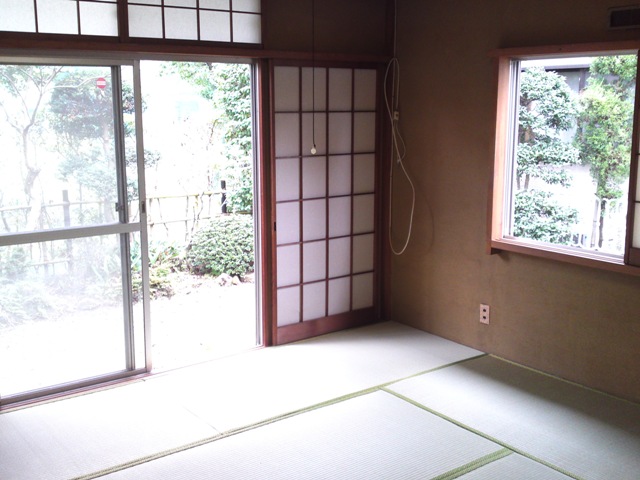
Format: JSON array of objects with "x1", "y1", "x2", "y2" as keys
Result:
[{"x1": 490, "y1": 238, "x2": 640, "y2": 277}]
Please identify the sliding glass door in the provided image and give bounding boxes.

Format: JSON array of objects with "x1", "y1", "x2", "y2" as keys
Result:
[{"x1": 0, "y1": 61, "x2": 146, "y2": 401}]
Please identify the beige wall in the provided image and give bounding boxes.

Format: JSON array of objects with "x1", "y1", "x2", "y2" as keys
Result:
[{"x1": 392, "y1": 0, "x2": 640, "y2": 402}]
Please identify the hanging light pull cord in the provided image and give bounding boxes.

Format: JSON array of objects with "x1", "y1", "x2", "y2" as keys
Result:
[{"x1": 311, "y1": 0, "x2": 317, "y2": 155}]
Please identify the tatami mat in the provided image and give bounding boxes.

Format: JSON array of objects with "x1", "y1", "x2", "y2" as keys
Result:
[
  {"x1": 388, "y1": 355, "x2": 640, "y2": 480},
  {"x1": 0, "y1": 383, "x2": 217, "y2": 480},
  {"x1": 142, "y1": 321, "x2": 483, "y2": 432},
  {"x1": 457, "y1": 454, "x2": 573, "y2": 479},
  {"x1": 101, "y1": 391, "x2": 505, "y2": 480},
  {"x1": 4, "y1": 322, "x2": 637, "y2": 480}
]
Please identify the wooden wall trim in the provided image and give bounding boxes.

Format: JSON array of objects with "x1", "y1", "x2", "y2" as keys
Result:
[
  {"x1": 489, "y1": 40, "x2": 640, "y2": 58},
  {"x1": 0, "y1": 34, "x2": 390, "y2": 64}
]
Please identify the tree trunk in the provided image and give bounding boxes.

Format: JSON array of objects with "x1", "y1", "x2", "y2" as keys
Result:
[{"x1": 598, "y1": 200, "x2": 606, "y2": 249}]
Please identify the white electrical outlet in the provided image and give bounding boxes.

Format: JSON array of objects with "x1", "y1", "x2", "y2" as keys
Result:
[{"x1": 480, "y1": 304, "x2": 490, "y2": 324}]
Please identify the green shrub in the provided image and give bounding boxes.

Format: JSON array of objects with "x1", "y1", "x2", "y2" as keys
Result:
[
  {"x1": 131, "y1": 240, "x2": 183, "y2": 300},
  {"x1": 187, "y1": 214, "x2": 254, "y2": 277}
]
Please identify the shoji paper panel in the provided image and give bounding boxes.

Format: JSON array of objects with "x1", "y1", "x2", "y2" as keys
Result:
[
  {"x1": 277, "y1": 286, "x2": 300, "y2": 327},
  {"x1": 200, "y1": 11, "x2": 231, "y2": 42},
  {"x1": 303, "y1": 282, "x2": 326, "y2": 321},
  {"x1": 303, "y1": 241, "x2": 326, "y2": 283},
  {"x1": 328, "y1": 237, "x2": 351, "y2": 278},
  {"x1": 328, "y1": 155, "x2": 352, "y2": 197},
  {"x1": 277, "y1": 245, "x2": 300, "y2": 287},
  {"x1": 274, "y1": 66, "x2": 378, "y2": 331},
  {"x1": 302, "y1": 68, "x2": 327, "y2": 111},
  {"x1": 353, "y1": 194, "x2": 375, "y2": 234},
  {"x1": 302, "y1": 156, "x2": 327, "y2": 199},
  {"x1": 275, "y1": 68, "x2": 300, "y2": 112},
  {"x1": 275, "y1": 202, "x2": 299, "y2": 245},
  {"x1": 127, "y1": 0, "x2": 261, "y2": 43},
  {"x1": 165, "y1": 7, "x2": 198, "y2": 40},
  {"x1": 275, "y1": 158, "x2": 300, "y2": 202},
  {"x1": 37, "y1": 0, "x2": 78, "y2": 34},
  {"x1": 80, "y1": 2, "x2": 118, "y2": 36},
  {"x1": 328, "y1": 277, "x2": 351, "y2": 315},
  {"x1": 0, "y1": 1, "x2": 36, "y2": 32},
  {"x1": 352, "y1": 273, "x2": 374, "y2": 310},
  {"x1": 354, "y1": 154, "x2": 376, "y2": 194}
]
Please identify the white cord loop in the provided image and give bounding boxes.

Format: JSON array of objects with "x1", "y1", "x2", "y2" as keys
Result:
[{"x1": 385, "y1": 58, "x2": 416, "y2": 256}]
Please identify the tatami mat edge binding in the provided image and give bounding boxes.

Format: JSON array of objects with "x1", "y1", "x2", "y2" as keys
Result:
[{"x1": 70, "y1": 355, "x2": 488, "y2": 480}]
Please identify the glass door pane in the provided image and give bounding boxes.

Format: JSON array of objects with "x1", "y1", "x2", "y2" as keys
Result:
[
  {"x1": 0, "y1": 63, "x2": 141, "y2": 400},
  {"x1": 0, "y1": 235, "x2": 127, "y2": 395}
]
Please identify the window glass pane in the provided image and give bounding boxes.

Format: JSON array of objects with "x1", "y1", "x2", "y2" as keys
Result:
[
  {"x1": 302, "y1": 67, "x2": 327, "y2": 111},
  {"x1": 129, "y1": 0, "x2": 162, "y2": 4},
  {"x1": 165, "y1": 7, "x2": 198, "y2": 40},
  {"x1": 509, "y1": 56, "x2": 636, "y2": 256},
  {"x1": 274, "y1": 67, "x2": 299, "y2": 112},
  {"x1": 37, "y1": 0, "x2": 78, "y2": 34},
  {"x1": 232, "y1": 12, "x2": 261, "y2": 44},
  {"x1": 0, "y1": 0, "x2": 36, "y2": 32},
  {"x1": 0, "y1": 65, "x2": 119, "y2": 234},
  {"x1": 302, "y1": 156, "x2": 327, "y2": 199},
  {"x1": 80, "y1": 2, "x2": 118, "y2": 36},
  {"x1": 128, "y1": 5, "x2": 163, "y2": 38},
  {"x1": 303, "y1": 282, "x2": 326, "y2": 321},
  {"x1": 0, "y1": 235, "x2": 127, "y2": 396},
  {"x1": 303, "y1": 240, "x2": 326, "y2": 282},
  {"x1": 275, "y1": 158, "x2": 300, "y2": 202},
  {"x1": 121, "y1": 66, "x2": 139, "y2": 218},
  {"x1": 328, "y1": 277, "x2": 350, "y2": 315},
  {"x1": 277, "y1": 286, "x2": 300, "y2": 326},
  {"x1": 329, "y1": 68, "x2": 353, "y2": 111},
  {"x1": 277, "y1": 245, "x2": 300, "y2": 287},
  {"x1": 233, "y1": 0, "x2": 260, "y2": 13}
]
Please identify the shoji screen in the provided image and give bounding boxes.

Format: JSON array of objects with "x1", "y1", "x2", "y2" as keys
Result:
[
  {"x1": 272, "y1": 65, "x2": 379, "y2": 343},
  {"x1": 127, "y1": 0, "x2": 261, "y2": 44}
]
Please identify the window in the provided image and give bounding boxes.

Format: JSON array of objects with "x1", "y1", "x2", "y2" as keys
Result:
[
  {"x1": 0, "y1": 0, "x2": 119, "y2": 36},
  {"x1": 0, "y1": 0, "x2": 262, "y2": 44},
  {"x1": 127, "y1": 0, "x2": 261, "y2": 44},
  {"x1": 491, "y1": 45, "x2": 640, "y2": 272}
]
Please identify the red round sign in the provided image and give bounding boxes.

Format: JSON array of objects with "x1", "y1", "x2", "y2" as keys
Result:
[{"x1": 96, "y1": 77, "x2": 107, "y2": 89}]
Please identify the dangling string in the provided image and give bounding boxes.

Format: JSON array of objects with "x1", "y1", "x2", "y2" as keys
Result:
[{"x1": 311, "y1": 0, "x2": 317, "y2": 155}]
